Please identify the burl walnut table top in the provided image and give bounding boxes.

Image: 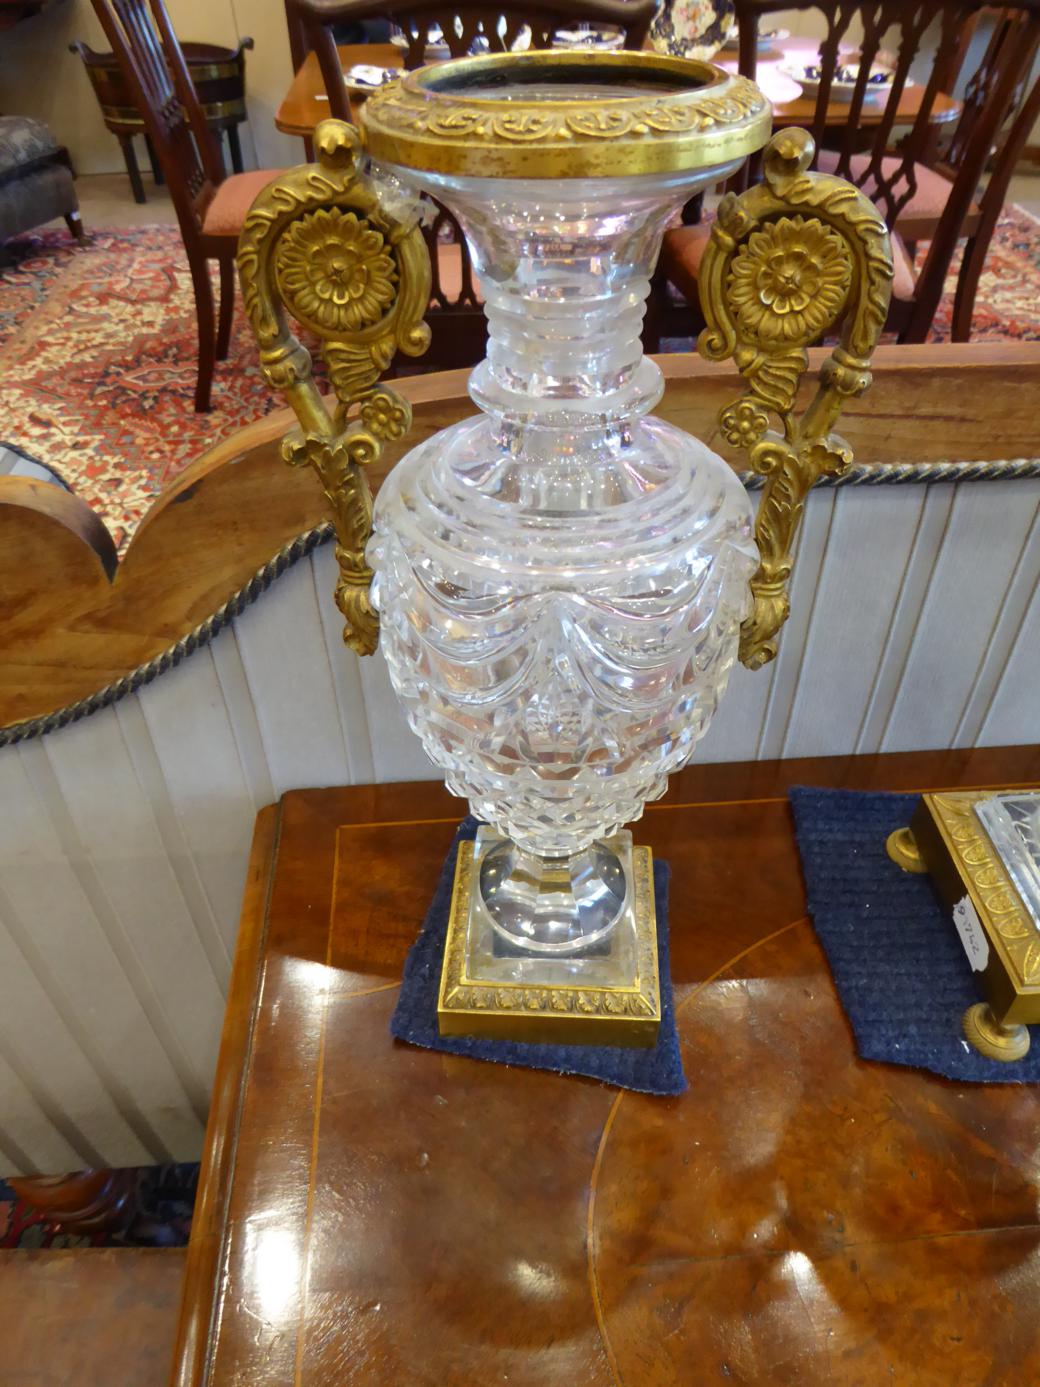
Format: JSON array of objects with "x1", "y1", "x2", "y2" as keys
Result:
[{"x1": 170, "y1": 746, "x2": 1040, "y2": 1387}]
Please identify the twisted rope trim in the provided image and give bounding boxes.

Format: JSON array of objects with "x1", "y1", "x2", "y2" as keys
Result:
[
  {"x1": 0, "y1": 524, "x2": 334, "y2": 749},
  {"x1": 781, "y1": 456, "x2": 1040, "y2": 488},
  {"x1": 4, "y1": 453, "x2": 1039, "y2": 747}
]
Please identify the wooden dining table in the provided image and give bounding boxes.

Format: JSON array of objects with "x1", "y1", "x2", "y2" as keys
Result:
[
  {"x1": 276, "y1": 42, "x2": 402, "y2": 134},
  {"x1": 274, "y1": 40, "x2": 961, "y2": 140}
]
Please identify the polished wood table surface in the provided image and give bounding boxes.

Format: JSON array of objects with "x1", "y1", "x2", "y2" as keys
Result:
[
  {"x1": 170, "y1": 745, "x2": 1040, "y2": 1387},
  {"x1": 275, "y1": 42, "x2": 959, "y2": 138},
  {"x1": 276, "y1": 43, "x2": 402, "y2": 135}
]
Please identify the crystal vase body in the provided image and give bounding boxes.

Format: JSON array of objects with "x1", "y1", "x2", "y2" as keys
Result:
[{"x1": 369, "y1": 157, "x2": 758, "y2": 953}]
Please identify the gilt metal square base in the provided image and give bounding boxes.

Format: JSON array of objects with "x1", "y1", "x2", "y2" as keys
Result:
[{"x1": 437, "y1": 831, "x2": 661, "y2": 1048}]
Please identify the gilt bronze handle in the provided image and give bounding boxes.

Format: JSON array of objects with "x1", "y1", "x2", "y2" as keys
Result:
[
  {"x1": 698, "y1": 128, "x2": 894, "y2": 670},
  {"x1": 236, "y1": 119, "x2": 431, "y2": 655}
]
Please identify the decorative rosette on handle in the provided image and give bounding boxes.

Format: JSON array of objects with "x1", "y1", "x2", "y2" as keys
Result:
[{"x1": 697, "y1": 127, "x2": 893, "y2": 670}]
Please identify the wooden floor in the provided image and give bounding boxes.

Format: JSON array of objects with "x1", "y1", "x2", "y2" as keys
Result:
[{"x1": 0, "y1": 1247, "x2": 185, "y2": 1386}]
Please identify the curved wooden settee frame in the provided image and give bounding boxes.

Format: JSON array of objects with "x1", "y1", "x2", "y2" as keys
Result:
[
  {"x1": 1, "y1": 341, "x2": 1039, "y2": 1177},
  {"x1": 3, "y1": 343, "x2": 1040, "y2": 735}
]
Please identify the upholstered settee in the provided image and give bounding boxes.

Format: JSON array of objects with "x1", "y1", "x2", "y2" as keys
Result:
[
  {"x1": 0, "y1": 345, "x2": 1037, "y2": 1174},
  {"x1": 0, "y1": 115, "x2": 83, "y2": 245}
]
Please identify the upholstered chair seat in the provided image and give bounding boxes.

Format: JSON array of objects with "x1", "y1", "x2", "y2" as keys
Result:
[
  {"x1": 200, "y1": 168, "x2": 286, "y2": 237},
  {"x1": 0, "y1": 115, "x2": 83, "y2": 245}
]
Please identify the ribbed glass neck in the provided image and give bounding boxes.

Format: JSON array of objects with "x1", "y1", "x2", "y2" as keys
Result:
[
  {"x1": 380, "y1": 164, "x2": 737, "y2": 510},
  {"x1": 396, "y1": 167, "x2": 734, "y2": 427},
  {"x1": 470, "y1": 209, "x2": 664, "y2": 423}
]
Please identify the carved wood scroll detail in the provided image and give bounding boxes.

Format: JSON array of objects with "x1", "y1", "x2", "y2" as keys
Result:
[
  {"x1": 698, "y1": 128, "x2": 894, "y2": 670},
  {"x1": 237, "y1": 119, "x2": 431, "y2": 654}
]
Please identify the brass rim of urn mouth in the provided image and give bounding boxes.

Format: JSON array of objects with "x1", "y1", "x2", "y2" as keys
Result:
[{"x1": 360, "y1": 48, "x2": 772, "y2": 179}]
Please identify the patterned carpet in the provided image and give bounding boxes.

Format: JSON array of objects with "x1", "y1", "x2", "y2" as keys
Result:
[
  {"x1": 928, "y1": 204, "x2": 1040, "y2": 341},
  {"x1": 0, "y1": 225, "x2": 279, "y2": 549},
  {"x1": 1, "y1": 207, "x2": 1039, "y2": 548}
]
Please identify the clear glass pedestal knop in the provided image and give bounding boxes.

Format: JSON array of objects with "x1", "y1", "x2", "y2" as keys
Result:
[{"x1": 437, "y1": 828, "x2": 662, "y2": 1046}]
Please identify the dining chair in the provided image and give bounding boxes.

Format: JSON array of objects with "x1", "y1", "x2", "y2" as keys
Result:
[
  {"x1": 284, "y1": 0, "x2": 657, "y2": 369},
  {"x1": 659, "y1": 0, "x2": 1040, "y2": 344},
  {"x1": 89, "y1": 0, "x2": 283, "y2": 411}
]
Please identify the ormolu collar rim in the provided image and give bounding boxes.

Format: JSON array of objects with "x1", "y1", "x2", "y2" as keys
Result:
[{"x1": 359, "y1": 50, "x2": 772, "y2": 180}]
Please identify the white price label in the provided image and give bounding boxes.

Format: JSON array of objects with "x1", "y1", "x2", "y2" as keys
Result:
[{"x1": 952, "y1": 895, "x2": 989, "y2": 972}]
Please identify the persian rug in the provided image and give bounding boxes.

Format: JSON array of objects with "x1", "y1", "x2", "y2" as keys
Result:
[
  {"x1": 0, "y1": 225, "x2": 280, "y2": 549},
  {"x1": 1, "y1": 206, "x2": 1039, "y2": 549},
  {"x1": 926, "y1": 203, "x2": 1040, "y2": 341},
  {"x1": 0, "y1": 1163, "x2": 198, "y2": 1249}
]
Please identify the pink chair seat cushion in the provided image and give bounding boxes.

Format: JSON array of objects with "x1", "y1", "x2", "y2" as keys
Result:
[
  {"x1": 816, "y1": 151, "x2": 955, "y2": 225},
  {"x1": 433, "y1": 240, "x2": 484, "y2": 305},
  {"x1": 202, "y1": 169, "x2": 285, "y2": 238},
  {"x1": 661, "y1": 220, "x2": 916, "y2": 306},
  {"x1": 203, "y1": 180, "x2": 484, "y2": 312}
]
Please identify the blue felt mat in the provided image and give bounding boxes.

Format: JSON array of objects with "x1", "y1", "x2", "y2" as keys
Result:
[
  {"x1": 390, "y1": 818, "x2": 686, "y2": 1095},
  {"x1": 791, "y1": 786, "x2": 1040, "y2": 1084}
]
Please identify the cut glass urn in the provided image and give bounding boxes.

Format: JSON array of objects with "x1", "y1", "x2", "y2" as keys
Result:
[{"x1": 237, "y1": 50, "x2": 893, "y2": 1047}]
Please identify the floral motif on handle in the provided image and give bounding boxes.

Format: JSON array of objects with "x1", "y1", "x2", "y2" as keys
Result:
[
  {"x1": 697, "y1": 128, "x2": 894, "y2": 670},
  {"x1": 276, "y1": 208, "x2": 399, "y2": 334}
]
